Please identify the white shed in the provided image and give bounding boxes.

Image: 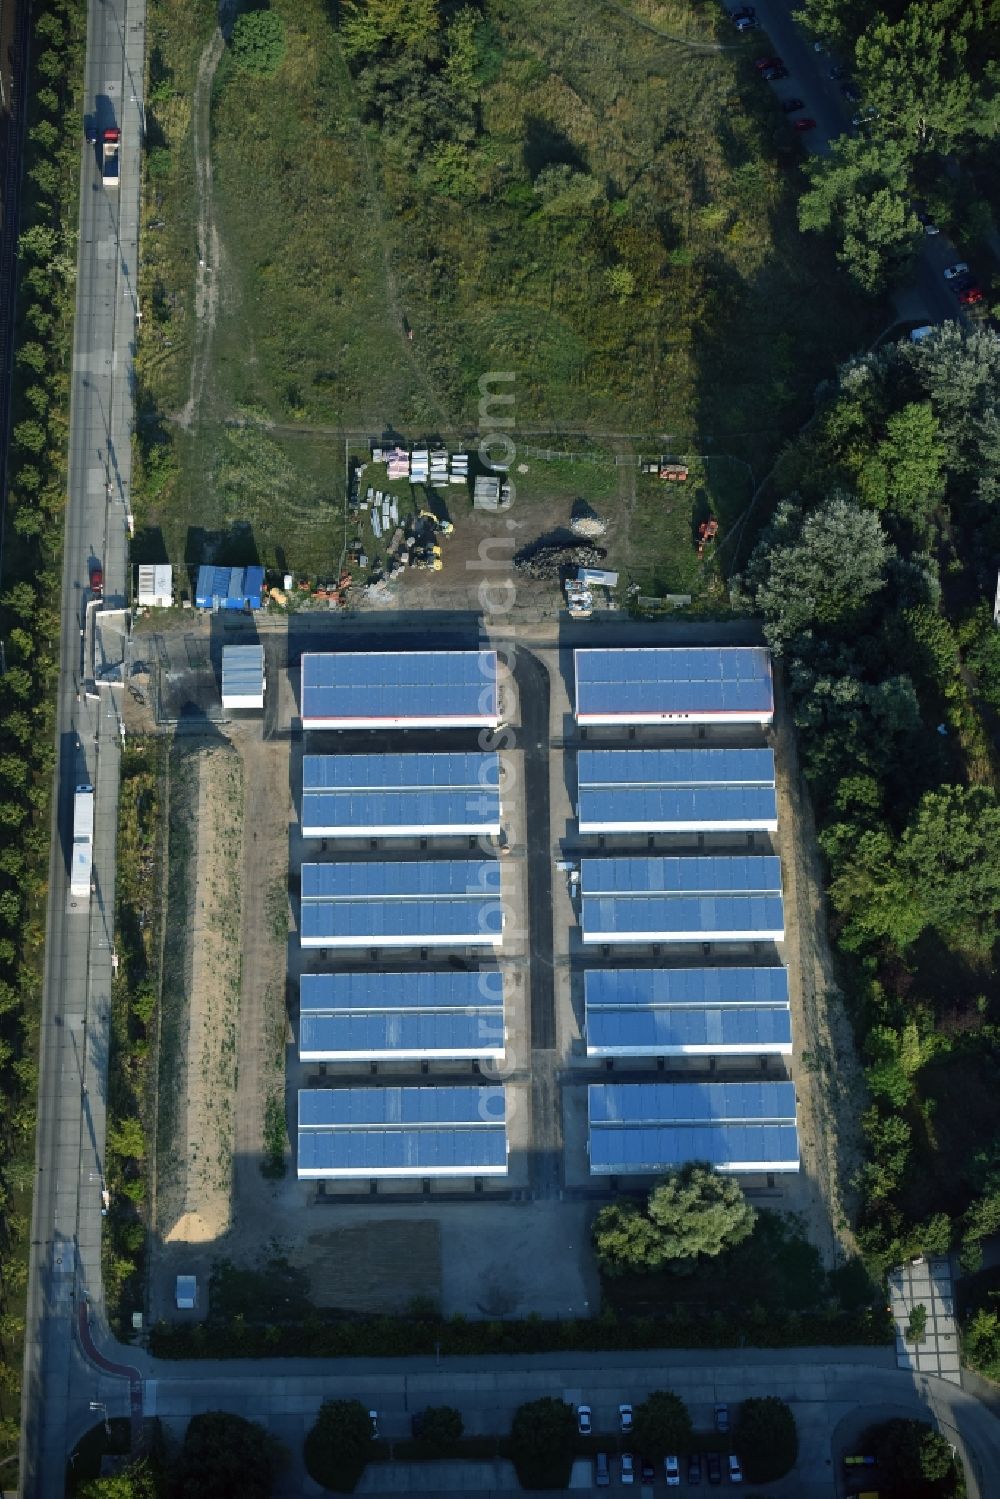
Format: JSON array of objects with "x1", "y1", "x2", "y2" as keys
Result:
[
  {"x1": 221, "y1": 644, "x2": 265, "y2": 710},
  {"x1": 136, "y1": 564, "x2": 173, "y2": 608}
]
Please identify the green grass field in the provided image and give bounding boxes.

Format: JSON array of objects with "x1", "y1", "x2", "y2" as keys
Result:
[{"x1": 134, "y1": 0, "x2": 882, "y2": 587}]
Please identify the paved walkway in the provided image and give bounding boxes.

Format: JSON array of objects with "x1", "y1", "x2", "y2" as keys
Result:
[{"x1": 888, "y1": 1257, "x2": 961, "y2": 1384}]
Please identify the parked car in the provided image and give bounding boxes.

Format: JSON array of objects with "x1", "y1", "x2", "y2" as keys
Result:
[
  {"x1": 755, "y1": 55, "x2": 783, "y2": 70},
  {"x1": 943, "y1": 262, "x2": 970, "y2": 279},
  {"x1": 734, "y1": 15, "x2": 756, "y2": 29},
  {"x1": 728, "y1": 1454, "x2": 744, "y2": 1483},
  {"x1": 369, "y1": 1410, "x2": 379, "y2": 1438},
  {"x1": 714, "y1": 1404, "x2": 730, "y2": 1433},
  {"x1": 688, "y1": 1452, "x2": 703, "y2": 1484},
  {"x1": 910, "y1": 325, "x2": 935, "y2": 343},
  {"x1": 595, "y1": 1451, "x2": 610, "y2": 1487},
  {"x1": 664, "y1": 1454, "x2": 681, "y2": 1486},
  {"x1": 619, "y1": 1403, "x2": 634, "y2": 1434},
  {"x1": 89, "y1": 560, "x2": 103, "y2": 597},
  {"x1": 781, "y1": 97, "x2": 806, "y2": 112},
  {"x1": 793, "y1": 117, "x2": 817, "y2": 131},
  {"x1": 577, "y1": 1404, "x2": 592, "y2": 1435},
  {"x1": 916, "y1": 211, "x2": 940, "y2": 235},
  {"x1": 641, "y1": 1458, "x2": 656, "y2": 1484},
  {"x1": 621, "y1": 1453, "x2": 635, "y2": 1486},
  {"x1": 707, "y1": 1451, "x2": 723, "y2": 1485},
  {"x1": 959, "y1": 286, "x2": 984, "y2": 305},
  {"x1": 761, "y1": 65, "x2": 788, "y2": 80}
]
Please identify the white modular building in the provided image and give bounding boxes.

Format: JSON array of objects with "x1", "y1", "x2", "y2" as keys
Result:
[
  {"x1": 136, "y1": 563, "x2": 173, "y2": 608},
  {"x1": 299, "y1": 859, "x2": 503, "y2": 949},
  {"x1": 579, "y1": 855, "x2": 784, "y2": 944},
  {"x1": 300, "y1": 969, "x2": 505, "y2": 1062},
  {"x1": 574, "y1": 647, "x2": 774, "y2": 726},
  {"x1": 297, "y1": 1084, "x2": 509, "y2": 1179},
  {"x1": 583, "y1": 966, "x2": 791, "y2": 1057},
  {"x1": 587, "y1": 1080, "x2": 800, "y2": 1175},
  {"x1": 301, "y1": 752, "x2": 501, "y2": 839},
  {"x1": 577, "y1": 748, "x2": 777, "y2": 834},
  {"x1": 221, "y1": 644, "x2": 265, "y2": 710},
  {"x1": 300, "y1": 650, "x2": 500, "y2": 730}
]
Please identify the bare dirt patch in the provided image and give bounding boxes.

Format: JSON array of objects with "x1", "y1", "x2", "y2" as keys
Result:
[
  {"x1": 156, "y1": 737, "x2": 244, "y2": 1247},
  {"x1": 299, "y1": 1221, "x2": 442, "y2": 1313}
]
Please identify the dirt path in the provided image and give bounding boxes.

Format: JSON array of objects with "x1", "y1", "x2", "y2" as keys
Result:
[
  {"x1": 774, "y1": 673, "x2": 864, "y2": 1265},
  {"x1": 174, "y1": 28, "x2": 226, "y2": 430},
  {"x1": 157, "y1": 741, "x2": 244, "y2": 1245},
  {"x1": 228, "y1": 729, "x2": 294, "y2": 1233}
]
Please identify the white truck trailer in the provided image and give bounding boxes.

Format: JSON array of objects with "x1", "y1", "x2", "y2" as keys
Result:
[{"x1": 70, "y1": 784, "x2": 94, "y2": 898}]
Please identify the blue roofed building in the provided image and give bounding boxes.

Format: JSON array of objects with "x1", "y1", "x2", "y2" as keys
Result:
[
  {"x1": 583, "y1": 966, "x2": 791, "y2": 1056},
  {"x1": 297, "y1": 1084, "x2": 509, "y2": 1178},
  {"x1": 301, "y1": 752, "x2": 501, "y2": 838},
  {"x1": 300, "y1": 650, "x2": 500, "y2": 730},
  {"x1": 579, "y1": 855, "x2": 784, "y2": 944},
  {"x1": 577, "y1": 748, "x2": 777, "y2": 834},
  {"x1": 587, "y1": 1080, "x2": 800, "y2": 1174},
  {"x1": 299, "y1": 858, "x2": 504, "y2": 949},
  {"x1": 194, "y1": 565, "x2": 265, "y2": 611},
  {"x1": 299, "y1": 969, "x2": 506, "y2": 1061},
  {"x1": 574, "y1": 647, "x2": 773, "y2": 725}
]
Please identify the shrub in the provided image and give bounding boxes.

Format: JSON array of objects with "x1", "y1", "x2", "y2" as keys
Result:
[
  {"x1": 230, "y1": 12, "x2": 286, "y2": 75},
  {"x1": 304, "y1": 1399, "x2": 374, "y2": 1493},
  {"x1": 735, "y1": 1397, "x2": 798, "y2": 1483},
  {"x1": 508, "y1": 1397, "x2": 576, "y2": 1489}
]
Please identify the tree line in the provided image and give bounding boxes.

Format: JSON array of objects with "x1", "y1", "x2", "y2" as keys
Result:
[
  {"x1": 0, "y1": 0, "x2": 88, "y2": 1477},
  {"x1": 795, "y1": 0, "x2": 1000, "y2": 293},
  {"x1": 734, "y1": 323, "x2": 1000, "y2": 1282}
]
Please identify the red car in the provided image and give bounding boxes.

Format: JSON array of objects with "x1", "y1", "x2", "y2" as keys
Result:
[
  {"x1": 89, "y1": 561, "x2": 103, "y2": 597},
  {"x1": 959, "y1": 287, "x2": 984, "y2": 306},
  {"x1": 793, "y1": 117, "x2": 817, "y2": 131},
  {"x1": 755, "y1": 55, "x2": 783, "y2": 70}
]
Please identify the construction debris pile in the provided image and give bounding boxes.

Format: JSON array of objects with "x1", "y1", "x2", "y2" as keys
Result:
[
  {"x1": 569, "y1": 500, "x2": 608, "y2": 539},
  {"x1": 513, "y1": 542, "x2": 608, "y2": 580}
]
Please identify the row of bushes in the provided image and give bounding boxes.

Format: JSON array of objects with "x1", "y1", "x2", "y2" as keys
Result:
[
  {"x1": 0, "y1": 0, "x2": 89, "y2": 1474},
  {"x1": 102, "y1": 740, "x2": 166, "y2": 1336},
  {"x1": 149, "y1": 1302, "x2": 892, "y2": 1360}
]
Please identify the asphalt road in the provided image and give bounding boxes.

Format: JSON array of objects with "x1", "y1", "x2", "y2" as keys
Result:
[
  {"x1": 746, "y1": 0, "x2": 967, "y2": 328},
  {"x1": 19, "y1": 1, "x2": 145, "y2": 1494}
]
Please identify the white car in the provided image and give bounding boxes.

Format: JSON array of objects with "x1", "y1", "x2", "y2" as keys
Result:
[
  {"x1": 369, "y1": 1409, "x2": 379, "y2": 1438},
  {"x1": 577, "y1": 1403, "x2": 592, "y2": 1435},
  {"x1": 621, "y1": 1452, "x2": 635, "y2": 1485},
  {"x1": 619, "y1": 1403, "x2": 633, "y2": 1434},
  {"x1": 943, "y1": 262, "x2": 969, "y2": 280},
  {"x1": 729, "y1": 1453, "x2": 744, "y2": 1483},
  {"x1": 664, "y1": 1455, "x2": 680, "y2": 1486}
]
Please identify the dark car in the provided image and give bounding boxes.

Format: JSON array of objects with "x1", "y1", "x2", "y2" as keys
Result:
[
  {"x1": 707, "y1": 1450, "x2": 723, "y2": 1485},
  {"x1": 729, "y1": 5, "x2": 756, "y2": 17},
  {"x1": 641, "y1": 1458, "x2": 656, "y2": 1484},
  {"x1": 793, "y1": 117, "x2": 818, "y2": 131},
  {"x1": 714, "y1": 1403, "x2": 730, "y2": 1433},
  {"x1": 595, "y1": 1451, "x2": 610, "y2": 1488},
  {"x1": 755, "y1": 55, "x2": 783, "y2": 70},
  {"x1": 781, "y1": 97, "x2": 805, "y2": 112},
  {"x1": 761, "y1": 65, "x2": 788, "y2": 80},
  {"x1": 688, "y1": 1451, "x2": 703, "y2": 1484}
]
